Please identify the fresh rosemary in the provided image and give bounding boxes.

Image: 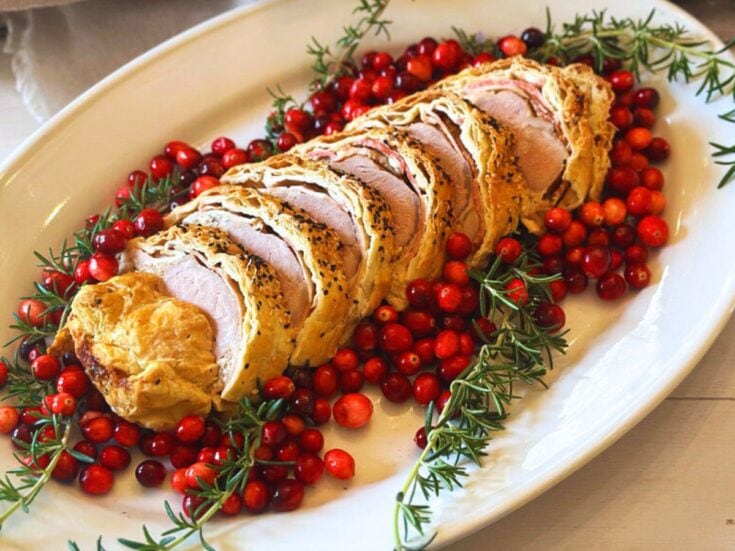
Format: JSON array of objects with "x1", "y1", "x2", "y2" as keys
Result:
[{"x1": 394, "y1": 252, "x2": 567, "y2": 550}]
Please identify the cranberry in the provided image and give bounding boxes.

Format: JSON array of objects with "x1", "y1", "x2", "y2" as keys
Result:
[
  {"x1": 11, "y1": 425, "x2": 32, "y2": 449},
  {"x1": 133, "y1": 208, "x2": 164, "y2": 237},
  {"x1": 401, "y1": 310, "x2": 436, "y2": 337},
  {"x1": 275, "y1": 441, "x2": 301, "y2": 463},
  {"x1": 288, "y1": 388, "x2": 315, "y2": 416},
  {"x1": 625, "y1": 244, "x2": 648, "y2": 264},
  {"x1": 640, "y1": 167, "x2": 664, "y2": 191},
  {"x1": 625, "y1": 263, "x2": 652, "y2": 289},
  {"x1": 645, "y1": 137, "x2": 670, "y2": 162},
  {"x1": 189, "y1": 175, "x2": 219, "y2": 199},
  {"x1": 0, "y1": 406, "x2": 19, "y2": 434},
  {"x1": 18, "y1": 299, "x2": 48, "y2": 327},
  {"x1": 99, "y1": 445, "x2": 131, "y2": 471},
  {"x1": 504, "y1": 278, "x2": 529, "y2": 305},
  {"x1": 470, "y1": 318, "x2": 496, "y2": 342},
  {"x1": 611, "y1": 224, "x2": 636, "y2": 248},
  {"x1": 42, "y1": 270, "x2": 76, "y2": 298},
  {"x1": 406, "y1": 278, "x2": 433, "y2": 308},
  {"x1": 170, "y1": 443, "x2": 198, "y2": 469},
  {"x1": 371, "y1": 76, "x2": 394, "y2": 101},
  {"x1": 175, "y1": 415, "x2": 206, "y2": 443},
  {"x1": 333, "y1": 393, "x2": 373, "y2": 429},
  {"x1": 185, "y1": 461, "x2": 218, "y2": 489},
  {"x1": 633, "y1": 107, "x2": 656, "y2": 128},
  {"x1": 299, "y1": 428, "x2": 324, "y2": 454},
  {"x1": 637, "y1": 215, "x2": 669, "y2": 247},
  {"x1": 395, "y1": 71, "x2": 422, "y2": 93},
  {"x1": 149, "y1": 155, "x2": 173, "y2": 180},
  {"x1": 353, "y1": 321, "x2": 378, "y2": 352},
  {"x1": 436, "y1": 283, "x2": 463, "y2": 313},
  {"x1": 363, "y1": 356, "x2": 388, "y2": 384},
  {"x1": 495, "y1": 237, "x2": 523, "y2": 263},
  {"x1": 295, "y1": 454, "x2": 324, "y2": 485},
  {"x1": 313, "y1": 364, "x2": 339, "y2": 398},
  {"x1": 432, "y1": 40, "x2": 463, "y2": 71},
  {"x1": 262, "y1": 375, "x2": 296, "y2": 399},
  {"x1": 610, "y1": 70, "x2": 635, "y2": 93},
  {"x1": 282, "y1": 413, "x2": 306, "y2": 437},
  {"x1": 443, "y1": 260, "x2": 469, "y2": 285},
  {"x1": 19, "y1": 406, "x2": 41, "y2": 425},
  {"x1": 333, "y1": 348, "x2": 359, "y2": 372},
  {"x1": 579, "y1": 201, "x2": 605, "y2": 227},
  {"x1": 581, "y1": 246, "x2": 612, "y2": 279},
  {"x1": 380, "y1": 372, "x2": 412, "y2": 403},
  {"x1": 374, "y1": 304, "x2": 399, "y2": 325},
  {"x1": 176, "y1": 147, "x2": 201, "y2": 170},
  {"x1": 414, "y1": 337, "x2": 436, "y2": 365},
  {"x1": 146, "y1": 432, "x2": 176, "y2": 457},
  {"x1": 395, "y1": 351, "x2": 421, "y2": 376},
  {"x1": 113, "y1": 421, "x2": 141, "y2": 447},
  {"x1": 270, "y1": 479, "x2": 304, "y2": 512},
  {"x1": 596, "y1": 272, "x2": 627, "y2": 300},
  {"x1": 602, "y1": 197, "x2": 627, "y2": 226},
  {"x1": 31, "y1": 354, "x2": 60, "y2": 381},
  {"x1": 472, "y1": 52, "x2": 496, "y2": 66},
  {"x1": 169, "y1": 468, "x2": 188, "y2": 494},
  {"x1": 197, "y1": 155, "x2": 227, "y2": 177},
  {"x1": 128, "y1": 170, "x2": 147, "y2": 189},
  {"x1": 625, "y1": 127, "x2": 653, "y2": 150},
  {"x1": 521, "y1": 27, "x2": 545, "y2": 48},
  {"x1": 414, "y1": 427, "x2": 428, "y2": 449},
  {"x1": 498, "y1": 35, "x2": 527, "y2": 57},
  {"x1": 438, "y1": 355, "x2": 472, "y2": 382},
  {"x1": 561, "y1": 221, "x2": 587, "y2": 247},
  {"x1": 88, "y1": 254, "x2": 118, "y2": 282},
  {"x1": 609, "y1": 105, "x2": 633, "y2": 129},
  {"x1": 324, "y1": 448, "x2": 355, "y2": 480},
  {"x1": 406, "y1": 54, "x2": 433, "y2": 81},
  {"x1": 79, "y1": 464, "x2": 114, "y2": 495},
  {"x1": 610, "y1": 139, "x2": 634, "y2": 167},
  {"x1": 211, "y1": 136, "x2": 236, "y2": 156},
  {"x1": 310, "y1": 398, "x2": 331, "y2": 425},
  {"x1": 442, "y1": 315, "x2": 467, "y2": 332},
  {"x1": 246, "y1": 139, "x2": 273, "y2": 162},
  {"x1": 413, "y1": 373, "x2": 441, "y2": 406},
  {"x1": 379, "y1": 323, "x2": 413, "y2": 354},
  {"x1": 49, "y1": 392, "x2": 76, "y2": 416},
  {"x1": 633, "y1": 87, "x2": 660, "y2": 109},
  {"x1": 339, "y1": 369, "x2": 364, "y2": 393},
  {"x1": 220, "y1": 493, "x2": 243, "y2": 516},
  {"x1": 52, "y1": 450, "x2": 79, "y2": 482},
  {"x1": 538, "y1": 234, "x2": 563, "y2": 257},
  {"x1": 533, "y1": 303, "x2": 566, "y2": 332},
  {"x1": 182, "y1": 495, "x2": 207, "y2": 520},
  {"x1": 261, "y1": 421, "x2": 287, "y2": 447},
  {"x1": 544, "y1": 207, "x2": 573, "y2": 233},
  {"x1": 434, "y1": 330, "x2": 460, "y2": 359},
  {"x1": 74, "y1": 260, "x2": 94, "y2": 285},
  {"x1": 81, "y1": 416, "x2": 114, "y2": 444},
  {"x1": 73, "y1": 441, "x2": 97, "y2": 461},
  {"x1": 243, "y1": 480, "x2": 270, "y2": 513},
  {"x1": 563, "y1": 266, "x2": 588, "y2": 294}
]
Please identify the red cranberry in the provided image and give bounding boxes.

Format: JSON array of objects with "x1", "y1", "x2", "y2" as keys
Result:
[
  {"x1": 413, "y1": 373, "x2": 441, "y2": 406},
  {"x1": 73, "y1": 440, "x2": 97, "y2": 460},
  {"x1": 211, "y1": 136, "x2": 235, "y2": 156},
  {"x1": 333, "y1": 348, "x2": 359, "y2": 372},
  {"x1": 79, "y1": 464, "x2": 114, "y2": 495},
  {"x1": 498, "y1": 35, "x2": 527, "y2": 57},
  {"x1": 596, "y1": 272, "x2": 627, "y2": 300},
  {"x1": 113, "y1": 421, "x2": 141, "y2": 447},
  {"x1": 436, "y1": 283, "x2": 463, "y2": 313},
  {"x1": 310, "y1": 398, "x2": 331, "y2": 425},
  {"x1": 495, "y1": 237, "x2": 523, "y2": 263},
  {"x1": 401, "y1": 310, "x2": 436, "y2": 337},
  {"x1": 0, "y1": 406, "x2": 19, "y2": 434},
  {"x1": 271, "y1": 479, "x2": 304, "y2": 512},
  {"x1": 133, "y1": 208, "x2": 164, "y2": 237},
  {"x1": 149, "y1": 155, "x2": 173, "y2": 180},
  {"x1": 313, "y1": 364, "x2": 339, "y2": 398},
  {"x1": 633, "y1": 87, "x2": 660, "y2": 109},
  {"x1": 262, "y1": 375, "x2": 296, "y2": 400},
  {"x1": 295, "y1": 454, "x2": 324, "y2": 485},
  {"x1": 99, "y1": 445, "x2": 131, "y2": 471},
  {"x1": 299, "y1": 428, "x2": 324, "y2": 453},
  {"x1": 610, "y1": 70, "x2": 635, "y2": 93},
  {"x1": 353, "y1": 321, "x2": 378, "y2": 352},
  {"x1": 414, "y1": 427, "x2": 428, "y2": 449},
  {"x1": 52, "y1": 450, "x2": 79, "y2": 482},
  {"x1": 380, "y1": 372, "x2": 412, "y2": 403},
  {"x1": 289, "y1": 388, "x2": 315, "y2": 416},
  {"x1": 185, "y1": 461, "x2": 218, "y2": 489},
  {"x1": 88, "y1": 253, "x2": 118, "y2": 282},
  {"x1": 406, "y1": 278, "x2": 433, "y2": 308},
  {"x1": 243, "y1": 480, "x2": 270, "y2": 513},
  {"x1": 31, "y1": 355, "x2": 60, "y2": 381},
  {"x1": 395, "y1": 351, "x2": 421, "y2": 376},
  {"x1": 144, "y1": 432, "x2": 176, "y2": 457},
  {"x1": 324, "y1": 449, "x2": 355, "y2": 480},
  {"x1": 175, "y1": 415, "x2": 206, "y2": 443},
  {"x1": 261, "y1": 421, "x2": 287, "y2": 447},
  {"x1": 362, "y1": 357, "x2": 388, "y2": 384},
  {"x1": 625, "y1": 263, "x2": 652, "y2": 289},
  {"x1": 339, "y1": 369, "x2": 365, "y2": 393},
  {"x1": 42, "y1": 270, "x2": 76, "y2": 298},
  {"x1": 581, "y1": 246, "x2": 612, "y2": 279},
  {"x1": 438, "y1": 355, "x2": 472, "y2": 382},
  {"x1": 645, "y1": 137, "x2": 670, "y2": 162},
  {"x1": 637, "y1": 215, "x2": 669, "y2": 247},
  {"x1": 81, "y1": 417, "x2": 114, "y2": 444},
  {"x1": 533, "y1": 303, "x2": 566, "y2": 332},
  {"x1": 374, "y1": 304, "x2": 399, "y2": 325},
  {"x1": 170, "y1": 443, "x2": 199, "y2": 469},
  {"x1": 379, "y1": 323, "x2": 413, "y2": 354},
  {"x1": 432, "y1": 40, "x2": 463, "y2": 71},
  {"x1": 197, "y1": 156, "x2": 226, "y2": 177}
]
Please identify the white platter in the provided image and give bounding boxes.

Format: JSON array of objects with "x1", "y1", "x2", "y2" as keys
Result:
[{"x1": 0, "y1": 0, "x2": 734, "y2": 549}]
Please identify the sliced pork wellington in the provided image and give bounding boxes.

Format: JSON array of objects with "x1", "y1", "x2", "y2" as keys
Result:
[
  {"x1": 434, "y1": 57, "x2": 614, "y2": 232},
  {"x1": 351, "y1": 89, "x2": 524, "y2": 267},
  {"x1": 165, "y1": 185, "x2": 353, "y2": 367},
  {"x1": 221, "y1": 155, "x2": 394, "y2": 321},
  {"x1": 292, "y1": 127, "x2": 453, "y2": 308},
  {"x1": 121, "y1": 224, "x2": 295, "y2": 401}
]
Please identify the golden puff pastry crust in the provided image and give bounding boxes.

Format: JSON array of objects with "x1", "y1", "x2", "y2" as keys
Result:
[
  {"x1": 561, "y1": 63, "x2": 616, "y2": 201},
  {"x1": 350, "y1": 89, "x2": 524, "y2": 268},
  {"x1": 51, "y1": 272, "x2": 220, "y2": 431},
  {"x1": 293, "y1": 127, "x2": 453, "y2": 308},
  {"x1": 124, "y1": 224, "x2": 294, "y2": 401},
  {"x1": 434, "y1": 57, "x2": 602, "y2": 232},
  {"x1": 222, "y1": 154, "x2": 394, "y2": 324},
  {"x1": 166, "y1": 185, "x2": 352, "y2": 367}
]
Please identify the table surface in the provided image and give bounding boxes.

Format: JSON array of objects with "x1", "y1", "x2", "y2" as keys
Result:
[{"x1": 0, "y1": 2, "x2": 734, "y2": 550}]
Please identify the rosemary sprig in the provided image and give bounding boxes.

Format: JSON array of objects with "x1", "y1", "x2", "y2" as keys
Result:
[
  {"x1": 529, "y1": 8, "x2": 735, "y2": 188},
  {"x1": 93, "y1": 398, "x2": 285, "y2": 551},
  {"x1": 0, "y1": 412, "x2": 80, "y2": 528},
  {"x1": 452, "y1": 27, "x2": 495, "y2": 57},
  {"x1": 394, "y1": 253, "x2": 567, "y2": 549}
]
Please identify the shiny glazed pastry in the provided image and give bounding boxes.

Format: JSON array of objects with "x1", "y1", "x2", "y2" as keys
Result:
[{"x1": 51, "y1": 272, "x2": 220, "y2": 431}]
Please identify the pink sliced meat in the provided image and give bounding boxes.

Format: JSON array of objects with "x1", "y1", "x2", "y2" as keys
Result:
[
  {"x1": 469, "y1": 89, "x2": 567, "y2": 193},
  {"x1": 182, "y1": 209, "x2": 311, "y2": 325},
  {"x1": 265, "y1": 185, "x2": 361, "y2": 278}
]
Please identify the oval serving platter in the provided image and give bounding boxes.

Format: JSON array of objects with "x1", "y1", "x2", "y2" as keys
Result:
[{"x1": 0, "y1": 0, "x2": 734, "y2": 549}]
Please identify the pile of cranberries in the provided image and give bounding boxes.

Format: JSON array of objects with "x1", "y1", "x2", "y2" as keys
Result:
[{"x1": 0, "y1": 24, "x2": 674, "y2": 522}]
